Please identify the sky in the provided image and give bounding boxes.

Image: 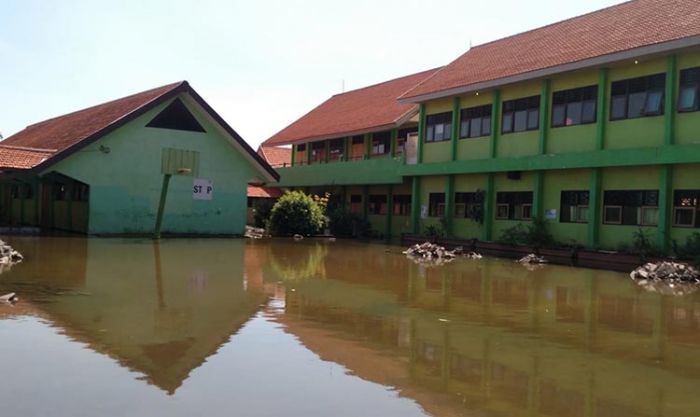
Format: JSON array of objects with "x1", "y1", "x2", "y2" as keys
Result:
[{"x1": 1, "y1": 0, "x2": 625, "y2": 149}]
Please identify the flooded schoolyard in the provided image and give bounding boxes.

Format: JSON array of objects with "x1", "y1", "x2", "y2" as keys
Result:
[{"x1": 1, "y1": 237, "x2": 699, "y2": 417}]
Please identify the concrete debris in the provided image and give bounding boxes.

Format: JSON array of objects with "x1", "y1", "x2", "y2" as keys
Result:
[
  {"x1": 244, "y1": 226, "x2": 266, "y2": 239},
  {"x1": 404, "y1": 242, "x2": 457, "y2": 266},
  {"x1": 0, "y1": 292, "x2": 18, "y2": 304},
  {"x1": 293, "y1": 234, "x2": 304, "y2": 241},
  {"x1": 0, "y1": 239, "x2": 23, "y2": 274},
  {"x1": 465, "y1": 252, "x2": 483, "y2": 259},
  {"x1": 630, "y1": 262, "x2": 700, "y2": 295},
  {"x1": 518, "y1": 254, "x2": 547, "y2": 264}
]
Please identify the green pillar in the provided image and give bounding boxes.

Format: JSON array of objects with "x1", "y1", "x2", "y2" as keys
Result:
[
  {"x1": 306, "y1": 142, "x2": 312, "y2": 165},
  {"x1": 587, "y1": 169, "x2": 602, "y2": 249},
  {"x1": 364, "y1": 133, "x2": 372, "y2": 160},
  {"x1": 450, "y1": 96, "x2": 460, "y2": 161},
  {"x1": 595, "y1": 68, "x2": 608, "y2": 150},
  {"x1": 386, "y1": 185, "x2": 393, "y2": 241},
  {"x1": 417, "y1": 103, "x2": 426, "y2": 163},
  {"x1": 444, "y1": 175, "x2": 455, "y2": 236},
  {"x1": 658, "y1": 165, "x2": 672, "y2": 253},
  {"x1": 291, "y1": 144, "x2": 296, "y2": 166},
  {"x1": 533, "y1": 172, "x2": 544, "y2": 220},
  {"x1": 665, "y1": 54, "x2": 677, "y2": 146},
  {"x1": 539, "y1": 79, "x2": 551, "y2": 154},
  {"x1": 390, "y1": 129, "x2": 398, "y2": 157},
  {"x1": 362, "y1": 184, "x2": 369, "y2": 220},
  {"x1": 489, "y1": 90, "x2": 501, "y2": 158},
  {"x1": 324, "y1": 140, "x2": 330, "y2": 163},
  {"x1": 344, "y1": 137, "x2": 350, "y2": 161},
  {"x1": 411, "y1": 176, "x2": 420, "y2": 234},
  {"x1": 154, "y1": 174, "x2": 172, "y2": 239},
  {"x1": 482, "y1": 174, "x2": 494, "y2": 241}
]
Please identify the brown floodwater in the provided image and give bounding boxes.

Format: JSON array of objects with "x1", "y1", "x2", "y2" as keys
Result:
[{"x1": 0, "y1": 237, "x2": 699, "y2": 417}]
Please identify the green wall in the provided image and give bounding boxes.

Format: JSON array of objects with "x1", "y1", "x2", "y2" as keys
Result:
[{"x1": 44, "y1": 94, "x2": 263, "y2": 235}]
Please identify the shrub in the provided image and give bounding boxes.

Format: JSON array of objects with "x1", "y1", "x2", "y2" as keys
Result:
[
  {"x1": 631, "y1": 227, "x2": 661, "y2": 259},
  {"x1": 425, "y1": 223, "x2": 445, "y2": 238},
  {"x1": 498, "y1": 223, "x2": 528, "y2": 246},
  {"x1": 672, "y1": 232, "x2": 700, "y2": 267},
  {"x1": 252, "y1": 199, "x2": 274, "y2": 228},
  {"x1": 497, "y1": 217, "x2": 554, "y2": 248},
  {"x1": 268, "y1": 191, "x2": 328, "y2": 236}
]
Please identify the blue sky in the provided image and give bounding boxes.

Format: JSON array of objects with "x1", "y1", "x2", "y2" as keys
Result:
[{"x1": 1, "y1": 0, "x2": 624, "y2": 148}]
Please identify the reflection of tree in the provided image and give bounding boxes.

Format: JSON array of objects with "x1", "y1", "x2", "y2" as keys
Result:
[{"x1": 270, "y1": 242, "x2": 328, "y2": 281}]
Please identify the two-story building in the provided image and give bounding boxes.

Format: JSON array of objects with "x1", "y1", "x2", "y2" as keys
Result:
[{"x1": 267, "y1": 0, "x2": 700, "y2": 253}]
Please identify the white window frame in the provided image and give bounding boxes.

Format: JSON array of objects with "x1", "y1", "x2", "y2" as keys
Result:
[
  {"x1": 454, "y1": 203, "x2": 466, "y2": 218},
  {"x1": 640, "y1": 206, "x2": 659, "y2": 226},
  {"x1": 496, "y1": 204, "x2": 510, "y2": 220},
  {"x1": 520, "y1": 204, "x2": 533, "y2": 220},
  {"x1": 575, "y1": 205, "x2": 589, "y2": 223},
  {"x1": 603, "y1": 205, "x2": 623, "y2": 225},
  {"x1": 673, "y1": 206, "x2": 696, "y2": 227}
]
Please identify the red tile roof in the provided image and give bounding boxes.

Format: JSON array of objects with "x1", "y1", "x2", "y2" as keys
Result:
[
  {"x1": 257, "y1": 146, "x2": 292, "y2": 168},
  {"x1": 401, "y1": 0, "x2": 700, "y2": 101},
  {"x1": 264, "y1": 68, "x2": 440, "y2": 146},
  {"x1": 0, "y1": 145, "x2": 55, "y2": 170},
  {"x1": 247, "y1": 185, "x2": 283, "y2": 199}
]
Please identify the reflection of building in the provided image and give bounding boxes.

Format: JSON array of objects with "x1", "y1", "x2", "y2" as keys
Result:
[
  {"x1": 0, "y1": 82, "x2": 278, "y2": 235},
  {"x1": 278, "y1": 243, "x2": 700, "y2": 417},
  {"x1": 3, "y1": 238, "x2": 267, "y2": 394},
  {"x1": 266, "y1": 0, "x2": 700, "y2": 252}
]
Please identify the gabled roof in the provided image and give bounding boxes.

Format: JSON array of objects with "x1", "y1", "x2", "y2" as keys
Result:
[
  {"x1": 264, "y1": 68, "x2": 440, "y2": 146},
  {"x1": 0, "y1": 145, "x2": 56, "y2": 170},
  {"x1": 1, "y1": 82, "x2": 279, "y2": 181},
  {"x1": 401, "y1": 0, "x2": 700, "y2": 102},
  {"x1": 257, "y1": 146, "x2": 291, "y2": 168}
]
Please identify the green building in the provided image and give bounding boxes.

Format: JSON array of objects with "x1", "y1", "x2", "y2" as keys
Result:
[
  {"x1": 265, "y1": 0, "x2": 700, "y2": 253},
  {"x1": 0, "y1": 81, "x2": 278, "y2": 235}
]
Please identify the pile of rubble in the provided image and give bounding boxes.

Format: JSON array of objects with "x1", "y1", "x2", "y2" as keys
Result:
[
  {"x1": 518, "y1": 254, "x2": 547, "y2": 264},
  {"x1": 244, "y1": 226, "x2": 266, "y2": 239},
  {"x1": 404, "y1": 242, "x2": 458, "y2": 265},
  {"x1": 0, "y1": 239, "x2": 23, "y2": 274},
  {"x1": 630, "y1": 261, "x2": 700, "y2": 295}
]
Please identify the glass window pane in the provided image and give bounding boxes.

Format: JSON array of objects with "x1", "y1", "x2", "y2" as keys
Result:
[
  {"x1": 470, "y1": 117, "x2": 482, "y2": 137},
  {"x1": 582, "y1": 100, "x2": 596, "y2": 123},
  {"x1": 628, "y1": 91, "x2": 646, "y2": 118},
  {"x1": 502, "y1": 113, "x2": 513, "y2": 133},
  {"x1": 482, "y1": 117, "x2": 491, "y2": 136},
  {"x1": 514, "y1": 110, "x2": 527, "y2": 131},
  {"x1": 678, "y1": 85, "x2": 698, "y2": 111},
  {"x1": 527, "y1": 109, "x2": 539, "y2": 130},
  {"x1": 604, "y1": 206, "x2": 621, "y2": 223},
  {"x1": 577, "y1": 206, "x2": 589, "y2": 222},
  {"x1": 642, "y1": 207, "x2": 659, "y2": 225},
  {"x1": 611, "y1": 96, "x2": 627, "y2": 119},
  {"x1": 435, "y1": 124, "x2": 444, "y2": 140},
  {"x1": 552, "y1": 104, "x2": 565, "y2": 127},
  {"x1": 566, "y1": 102, "x2": 582, "y2": 125},
  {"x1": 644, "y1": 90, "x2": 663, "y2": 114},
  {"x1": 444, "y1": 123, "x2": 452, "y2": 140},
  {"x1": 460, "y1": 120, "x2": 470, "y2": 138}
]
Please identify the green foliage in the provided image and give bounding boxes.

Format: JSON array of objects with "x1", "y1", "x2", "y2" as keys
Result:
[
  {"x1": 424, "y1": 223, "x2": 445, "y2": 238},
  {"x1": 497, "y1": 217, "x2": 554, "y2": 248},
  {"x1": 327, "y1": 206, "x2": 371, "y2": 238},
  {"x1": 268, "y1": 191, "x2": 328, "y2": 236},
  {"x1": 252, "y1": 199, "x2": 274, "y2": 229},
  {"x1": 672, "y1": 232, "x2": 700, "y2": 267},
  {"x1": 631, "y1": 227, "x2": 661, "y2": 259}
]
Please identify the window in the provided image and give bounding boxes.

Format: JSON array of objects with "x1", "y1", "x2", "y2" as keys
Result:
[
  {"x1": 496, "y1": 192, "x2": 533, "y2": 220},
  {"x1": 350, "y1": 135, "x2": 365, "y2": 160},
  {"x1": 72, "y1": 183, "x2": 89, "y2": 202},
  {"x1": 610, "y1": 73, "x2": 665, "y2": 120},
  {"x1": 393, "y1": 195, "x2": 411, "y2": 216},
  {"x1": 350, "y1": 195, "x2": 362, "y2": 214},
  {"x1": 328, "y1": 138, "x2": 345, "y2": 161},
  {"x1": 428, "y1": 193, "x2": 445, "y2": 217},
  {"x1": 678, "y1": 67, "x2": 700, "y2": 112},
  {"x1": 297, "y1": 144, "x2": 306, "y2": 151},
  {"x1": 502, "y1": 96, "x2": 540, "y2": 133},
  {"x1": 396, "y1": 127, "x2": 418, "y2": 156},
  {"x1": 459, "y1": 105, "x2": 491, "y2": 139},
  {"x1": 551, "y1": 86, "x2": 597, "y2": 127},
  {"x1": 603, "y1": 190, "x2": 658, "y2": 225},
  {"x1": 560, "y1": 191, "x2": 589, "y2": 223},
  {"x1": 371, "y1": 131, "x2": 391, "y2": 155},
  {"x1": 368, "y1": 195, "x2": 387, "y2": 215},
  {"x1": 454, "y1": 192, "x2": 482, "y2": 220},
  {"x1": 146, "y1": 98, "x2": 206, "y2": 133},
  {"x1": 425, "y1": 112, "x2": 452, "y2": 142},
  {"x1": 673, "y1": 190, "x2": 700, "y2": 227},
  {"x1": 12, "y1": 184, "x2": 34, "y2": 200},
  {"x1": 54, "y1": 184, "x2": 67, "y2": 201},
  {"x1": 310, "y1": 141, "x2": 326, "y2": 163}
]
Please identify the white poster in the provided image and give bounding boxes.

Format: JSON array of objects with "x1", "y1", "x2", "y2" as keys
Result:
[
  {"x1": 193, "y1": 178, "x2": 213, "y2": 200},
  {"x1": 545, "y1": 208, "x2": 557, "y2": 220},
  {"x1": 420, "y1": 205, "x2": 428, "y2": 219}
]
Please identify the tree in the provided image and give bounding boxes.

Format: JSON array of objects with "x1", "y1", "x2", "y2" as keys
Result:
[{"x1": 268, "y1": 191, "x2": 328, "y2": 236}]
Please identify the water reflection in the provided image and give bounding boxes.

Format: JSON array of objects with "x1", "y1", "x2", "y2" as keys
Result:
[{"x1": 0, "y1": 238, "x2": 698, "y2": 417}]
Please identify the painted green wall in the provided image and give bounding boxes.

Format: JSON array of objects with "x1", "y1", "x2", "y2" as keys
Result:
[
  {"x1": 422, "y1": 141, "x2": 451, "y2": 163},
  {"x1": 541, "y1": 169, "x2": 590, "y2": 246},
  {"x1": 44, "y1": 94, "x2": 263, "y2": 235}
]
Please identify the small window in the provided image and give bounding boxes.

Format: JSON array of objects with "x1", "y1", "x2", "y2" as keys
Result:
[
  {"x1": 502, "y1": 96, "x2": 540, "y2": 134},
  {"x1": 604, "y1": 206, "x2": 622, "y2": 224},
  {"x1": 560, "y1": 191, "x2": 590, "y2": 223},
  {"x1": 603, "y1": 190, "x2": 659, "y2": 225},
  {"x1": 429, "y1": 193, "x2": 445, "y2": 217},
  {"x1": 368, "y1": 195, "x2": 387, "y2": 215},
  {"x1": 521, "y1": 204, "x2": 532, "y2": 220},
  {"x1": 350, "y1": 195, "x2": 362, "y2": 214},
  {"x1": 310, "y1": 141, "x2": 326, "y2": 163},
  {"x1": 460, "y1": 105, "x2": 491, "y2": 139},
  {"x1": 672, "y1": 190, "x2": 700, "y2": 228},
  {"x1": 396, "y1": 127, "x2": 418, "y2": 156},
  {"x1": 496, "y1": 191, "x2": 533, "y2": 220},
  {"x1": 72, "y1": 183, "x2": 89, "y2": 202},
  {"x1": 496, "y1": 204, "x2": 510, "y2": 220},
  {"x1": 674, "y1": 207, "x2": 696, "y2": 227},
  {"x1": 393, "y1": 195, "x2": 412, "y2": 216},
  {"x1": 328, "y1": 138, "x2": 345, "y2": 161},
  {"x1": 297, "y1": 144, "x2": 307, "y2": 151},
  {"x1": 551, "y1": 86, "x2": 597, "y2": 127},
  {"x1": 371, "y1": 131, "x2": 391, "y2": 156},
  {"x1": 609, "y1": 73, "x2": 665, "y2": 120},
  {"x1": 425, "y1": 112, "x2": 452, "y2": 143},
  {"x1": 678, "y1": 67, "x2": 700, "y2": 112},
  {"x1": 454, "y1": 192, "x2": 482, "y2": 220}
]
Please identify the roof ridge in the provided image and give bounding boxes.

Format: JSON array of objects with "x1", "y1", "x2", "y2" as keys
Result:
[
  {"x1": 330, "y1": 67, "x2": 442, "y2": 98},
  {"x1": 24, "y1": 81, "x2": 186, "y2": 130}
]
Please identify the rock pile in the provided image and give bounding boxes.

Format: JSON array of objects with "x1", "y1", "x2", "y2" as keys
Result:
[
  {"x1": 244, "y1": 226, "x2": 266, "y2": 239},
  {"x1": 518, "y1": 254, "x2": 547, "y2": 264},
  {"x1": 0, "y1": 240, "x2": 23, "y2": 274},
  {"x1": 465, "y1": 251, "x2": 483, "y2": 259},
  {"x1": 0, "y1": 292, "x2": 18, "y2": 304},
  {"x1": 404, "y1": 242, "x2": 457, "y2": 265},
  {"x1": 630, "y1": 262, "x2": 700, "y2": 296}
]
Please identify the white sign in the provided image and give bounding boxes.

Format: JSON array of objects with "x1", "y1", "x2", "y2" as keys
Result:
[
  {"x1": 193, "y1": 178, "x2": 213, "y2": 200},
  {"x1": 545, "y1": 209, "x2": 557, "y2": 220},
  {"x1": 420, "y1": 205, "x2": 428, "y2": 219}
]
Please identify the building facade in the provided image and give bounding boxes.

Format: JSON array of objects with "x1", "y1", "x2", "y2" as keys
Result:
[{"x1": 266, "y1": 0, "x2": 700, "y2": 253}]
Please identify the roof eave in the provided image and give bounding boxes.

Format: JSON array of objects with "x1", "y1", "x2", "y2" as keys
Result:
[{"x1": 399, "y1": 35, "x2": 700, "y2": 104}]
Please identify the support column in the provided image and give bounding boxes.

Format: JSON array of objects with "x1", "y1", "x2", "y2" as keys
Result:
[
  {"x1": 489, "y1": 90, "x2": 501, "y2": 158},
  {"x1": 587, "y1": 169, "x2": 602, "y2": 249},
  {"x1": 450, "y1": 97, "x2": 460, "y2": 161},
  {"x1": 595, "y1": 68, "x2": 608, "y2": 150},
  {"x1": 444, "y1": 175, "x2": 455, "y2": 236},
  {"x1": 417, "y1": 103, "x2": 426, "y2": 163},
  {"x1": 364, "y1": 133, "x2": 371, "y2": 160},
  {"x1": 386, "y1": 185, "x2": 394, "y2": 241},
  {"x1": 154, "y1": 174, "x2": 172, "y2": 239},
  {"x1": 532, "y1": 172, "x2": 544, "y2": 220},
  {"x1": 306, "y1": 142, "x2": 312, "y2": 165},
  {"x1": 411, "y1": 176, "x2": 420, "y2": 234},
  {"x1": 390, "y1": 129, "x2": 398, "y2": 157},
  {"x1": 658, "y1": 165, "x2": 672, "y2": 253},
  {"x1": 665, "y1": 54, "x2": 677, "y2": 146},
  {"x1": 344, "y1": 137, "x2": 350, "y2": 162},
  {"x1": 324, "y1": 140, "x2": 330, "y2": 163},
  {"x1": 538, "y1": 79, "x2": 551, "y2": 154},
  {"x1": 482, "y1": 174, "x2": 494, "y2": 241},
  {"x1": 291, "y1": 144, "x2": 296, "y2": 166}
]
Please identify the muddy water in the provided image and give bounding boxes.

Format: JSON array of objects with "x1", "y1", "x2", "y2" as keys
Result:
[{"x1": 0, "y1": 237, "x2": 699, "y2": 417}]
